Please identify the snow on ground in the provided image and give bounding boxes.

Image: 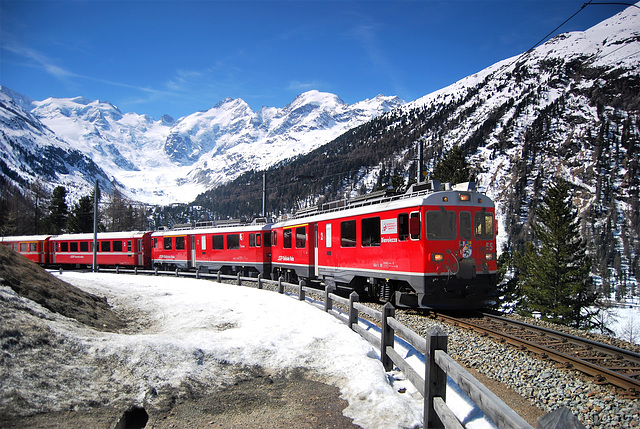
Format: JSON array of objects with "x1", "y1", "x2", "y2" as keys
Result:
[{"x1": 49, "y1": 271, "x2": 497, "y2": 429}]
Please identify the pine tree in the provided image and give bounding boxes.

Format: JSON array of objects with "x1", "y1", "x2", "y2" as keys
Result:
[
  {"x1": 519, "y1": 178, "x2": 597, "y2": 329},
  {"x1": 68, "y1": 188, "x2": 101, "y2": 233},
  {"x1": 431, "y1": 145, "x2": 472, "y2": 184},
  {"x1": 68, "y1": 195, "x2": 94, "y2": 233},
  {"x1": 46, "y1": 186, "x2": 68, "y2": 234}
]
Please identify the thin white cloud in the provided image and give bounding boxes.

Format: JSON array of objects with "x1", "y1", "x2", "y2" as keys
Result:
[
  {"x1": 3, "y1": 40, "x2": 77, "y2": 81},
  {"x1": 287, "y1": 80, "x2": 322, "y2": 91}
]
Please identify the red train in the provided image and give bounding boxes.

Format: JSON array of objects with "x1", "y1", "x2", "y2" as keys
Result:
[{"x1": 1, "y1": 181, "x2": 497, "y2": 309}]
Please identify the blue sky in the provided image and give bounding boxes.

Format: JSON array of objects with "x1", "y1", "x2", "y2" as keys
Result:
[{"x1": 0, "y1": 0, "x2": 631, "y2": 120}]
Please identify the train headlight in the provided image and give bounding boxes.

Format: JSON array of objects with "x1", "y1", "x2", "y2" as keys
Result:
[
  {"x1": 485, "y1": 252, "x2": 495, "y2": 261},
  {"x1": 459, "y1": 193, "x2": 470, "y2": 202},
  {"x1": 432, "y1": 253, "x2": 444, "y2": 262}
]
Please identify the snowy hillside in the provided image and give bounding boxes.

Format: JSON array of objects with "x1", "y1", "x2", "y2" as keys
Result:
[{"x1": 200, "y1": 4, "x2": 640, "y2": 290}]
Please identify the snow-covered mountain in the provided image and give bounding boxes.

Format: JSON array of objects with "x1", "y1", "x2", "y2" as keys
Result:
[
  {"x1": 0, "y1": 90, "x2": 113, "y2": 199},
  {"x1": 0, "y1": 88, "x2": 402, "y2": 204}
]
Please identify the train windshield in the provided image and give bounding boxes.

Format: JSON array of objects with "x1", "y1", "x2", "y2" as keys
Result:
[{"x1": 426, "y1": 208, "x2": 457, "y2": 240}]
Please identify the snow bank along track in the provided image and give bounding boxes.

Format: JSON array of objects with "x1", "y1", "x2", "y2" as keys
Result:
[{"x1": 434, "y1": 312, "x2": 640, "y2": 396}]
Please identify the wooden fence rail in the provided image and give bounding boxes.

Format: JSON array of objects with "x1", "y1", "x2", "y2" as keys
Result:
[{"x1": 97, "y1": 267, "x2": 584, "y2": 429}]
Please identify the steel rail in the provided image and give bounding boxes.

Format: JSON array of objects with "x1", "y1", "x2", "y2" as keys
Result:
[{"x1": 435, "y1": 312, "x2": 640, "y2": 395}]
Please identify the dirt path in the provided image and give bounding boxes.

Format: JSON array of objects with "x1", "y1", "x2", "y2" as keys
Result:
[{"x1": 2, "y1": 372, "x2": 360, "y2": 429}]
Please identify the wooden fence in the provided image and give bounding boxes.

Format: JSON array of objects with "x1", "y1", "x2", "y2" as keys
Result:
[{"x1": 100, "y1": 267, "x2": 583, "y2": 429}]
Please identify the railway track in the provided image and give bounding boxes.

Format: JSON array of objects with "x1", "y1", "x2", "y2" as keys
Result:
[{"x1": 434, "y1": 312, "x2": 640, "y2": 396}]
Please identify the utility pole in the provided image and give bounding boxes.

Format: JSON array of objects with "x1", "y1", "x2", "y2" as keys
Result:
[
  {"x1": 262, "y1": 171, "x2": 267, "y2": 218},
  {"x1": 92, "y1": 180, "x2": 99, "y2": 272},
  {"x1": 417, "y1": 140, "x2": 424, "y2": 183}
]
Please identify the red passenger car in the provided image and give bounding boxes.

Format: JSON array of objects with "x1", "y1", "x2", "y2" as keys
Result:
[
  {"x1": 1, "y1": 235, "x2": 52, "y2": 264},
  {"x1": 271, "y1": 182, "x2": 497, "y2": 309},
  {"x1": 51, "y1": 231, "x2": 152, "y2": 268},
  {"x1": 151, "y1": 221, "x2": 272, "y2": 276}
]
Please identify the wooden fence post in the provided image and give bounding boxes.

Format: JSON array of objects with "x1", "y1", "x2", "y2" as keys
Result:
[
  {"x1": 324, "y1": 283, "x2": 335, "y2": 312},
  {"x1": 257, "y1": 274, "x2": 263, "y2": 289},
  {"x1": 348, "y1": 292, "x2": 359, "y2": 330},
  {"x1": 298, "y1": 280, "x2": 305, "y2": 301},
  {"x1": 237, "y1": 272, "x2": 241, "y2": 286},
  {"x1": 154, "y1": 267, "x2": 158, "y2": 276},
  {"x1": 278, "y1": 276, "x2": 284, "y2": 294},
  {"x1": 217, "y1": 270, "x2": 221, "y2": 283},
  {"x1": 134, "y1": 266, "x2": 138, "y2": 275},
  {"x1": 425, "y1": 326, "x2": 447, "y2": 429},
  {"x1": 381, "y1": 303, "x2": 395, "y2": 371},
  {"x1": 196, "y1": 266, "x2": 200, "y2": 279},
  {"x1": 116, "y1": 265, "x2": 120, "y2": 274},
  {"x1": 175, "y1": 268, "x2": 179, "y2": 277}
]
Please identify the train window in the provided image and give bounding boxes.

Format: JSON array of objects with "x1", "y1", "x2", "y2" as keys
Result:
[
  {"x1": 80, "y1": 242, "x2": 89, "y2": 252},
  {"x1": 341, "y1": 220, "x2": 356, "y2": 248},
  {"x1": 128, "y1": 241, "x2": 133, "y2": 252},
  {"x1": 70, "y1": 242, "x2": 78, "y2": 252},
  {"x1": 361, "y1": 217, "x2": 381, "y2": 247},
  {"x1": 113, "y1": 241, "x2": 123, "y2": 252},
  {"x1": 20, "y1": 243, "x2": 27, "y2": 252},
  {"x1": 227, "y1": 234, "x2": 240, "y2": 249},
  {"x1": 426, "y1": 209, "x2": 457, "y2": 240},
  {"x1": 296, "y1": 227, "x2": 306, "y2": 248},
  {"x1": 153, "y1": 238, "x2": 158, "y2": 248},
  {"x1": 272, "y1": 231, "x2": 277, "y2": 247},
  {"x1": 60, "y1": 242, "x2": 69, "y2": 252},
  {"x1": 398, "y1": 213, "x2": 409, "y2": 241},
  {"x1": 283, "y1": 229, "x2": 292, "y2": 249},
  {"x1": 460, "y1": 212, "x2": 472, "y2": 240},
  {"x1": 256, "y1": 233, "x2": 261, "y2": 247},
  {"x1": 101, "y1": 241, "x2": 111, "y2": 252},
  {"x1": 249, "y1": 233, "x2": 256, "y2": 248},
  {"x1": 212, "y1": 235, "x2": 224, "y2": 249},
  {"x1": 474, "y1": 211, "x2": 495, "y2": 240},
  {"x1": 175, "y1": 236, "x2": 185, "y2": 250},
  {"x1": 201, "y1": 236, "x2": 206, "y2": 251},
  {"x1": 326, "y1": 223, "x2": 332, "y2": 248},
  {"x1": 263, "y1": 232, "x2": 271, "y2": 247},
  {"x1": 31, "y1": 243, "x2": 38, "y2": 252},
  {"x1": 410, "y1": 212, "x2": 421, "y2": 240},
  {"x1": 164, "y1": 237, "x2": 173, "y2": 250}
]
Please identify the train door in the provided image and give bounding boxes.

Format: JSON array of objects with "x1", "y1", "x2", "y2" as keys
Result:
[
  {"x1": 137, "y1": 239, "x2": 143, "y2": 266},
  {"x1": 190, "y1": 235, "x2": 196, "y2": 269},
  {"x1": 314, "y1": 224, "x2": 319, "y2": 277}
]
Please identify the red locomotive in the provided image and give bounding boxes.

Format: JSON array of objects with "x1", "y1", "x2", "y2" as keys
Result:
[
  {"x1": 1, "y1": 181, "x2": 497, "y2": 309},
  {"x1": 270, "y1": 181, "x2": 497, "y2": 309}
]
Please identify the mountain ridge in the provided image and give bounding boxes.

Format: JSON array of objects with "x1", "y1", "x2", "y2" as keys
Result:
[{"x1": 0, "y1": 87, "x2": 403, "y2": 203}]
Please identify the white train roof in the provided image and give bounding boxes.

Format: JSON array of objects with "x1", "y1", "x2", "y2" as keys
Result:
[
  {"x1": 273, "y1": 182, "x2": 494, "y2": 227},
  {"x1": 51, "y1": 231, "x2": 150, "y2": 241}
]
